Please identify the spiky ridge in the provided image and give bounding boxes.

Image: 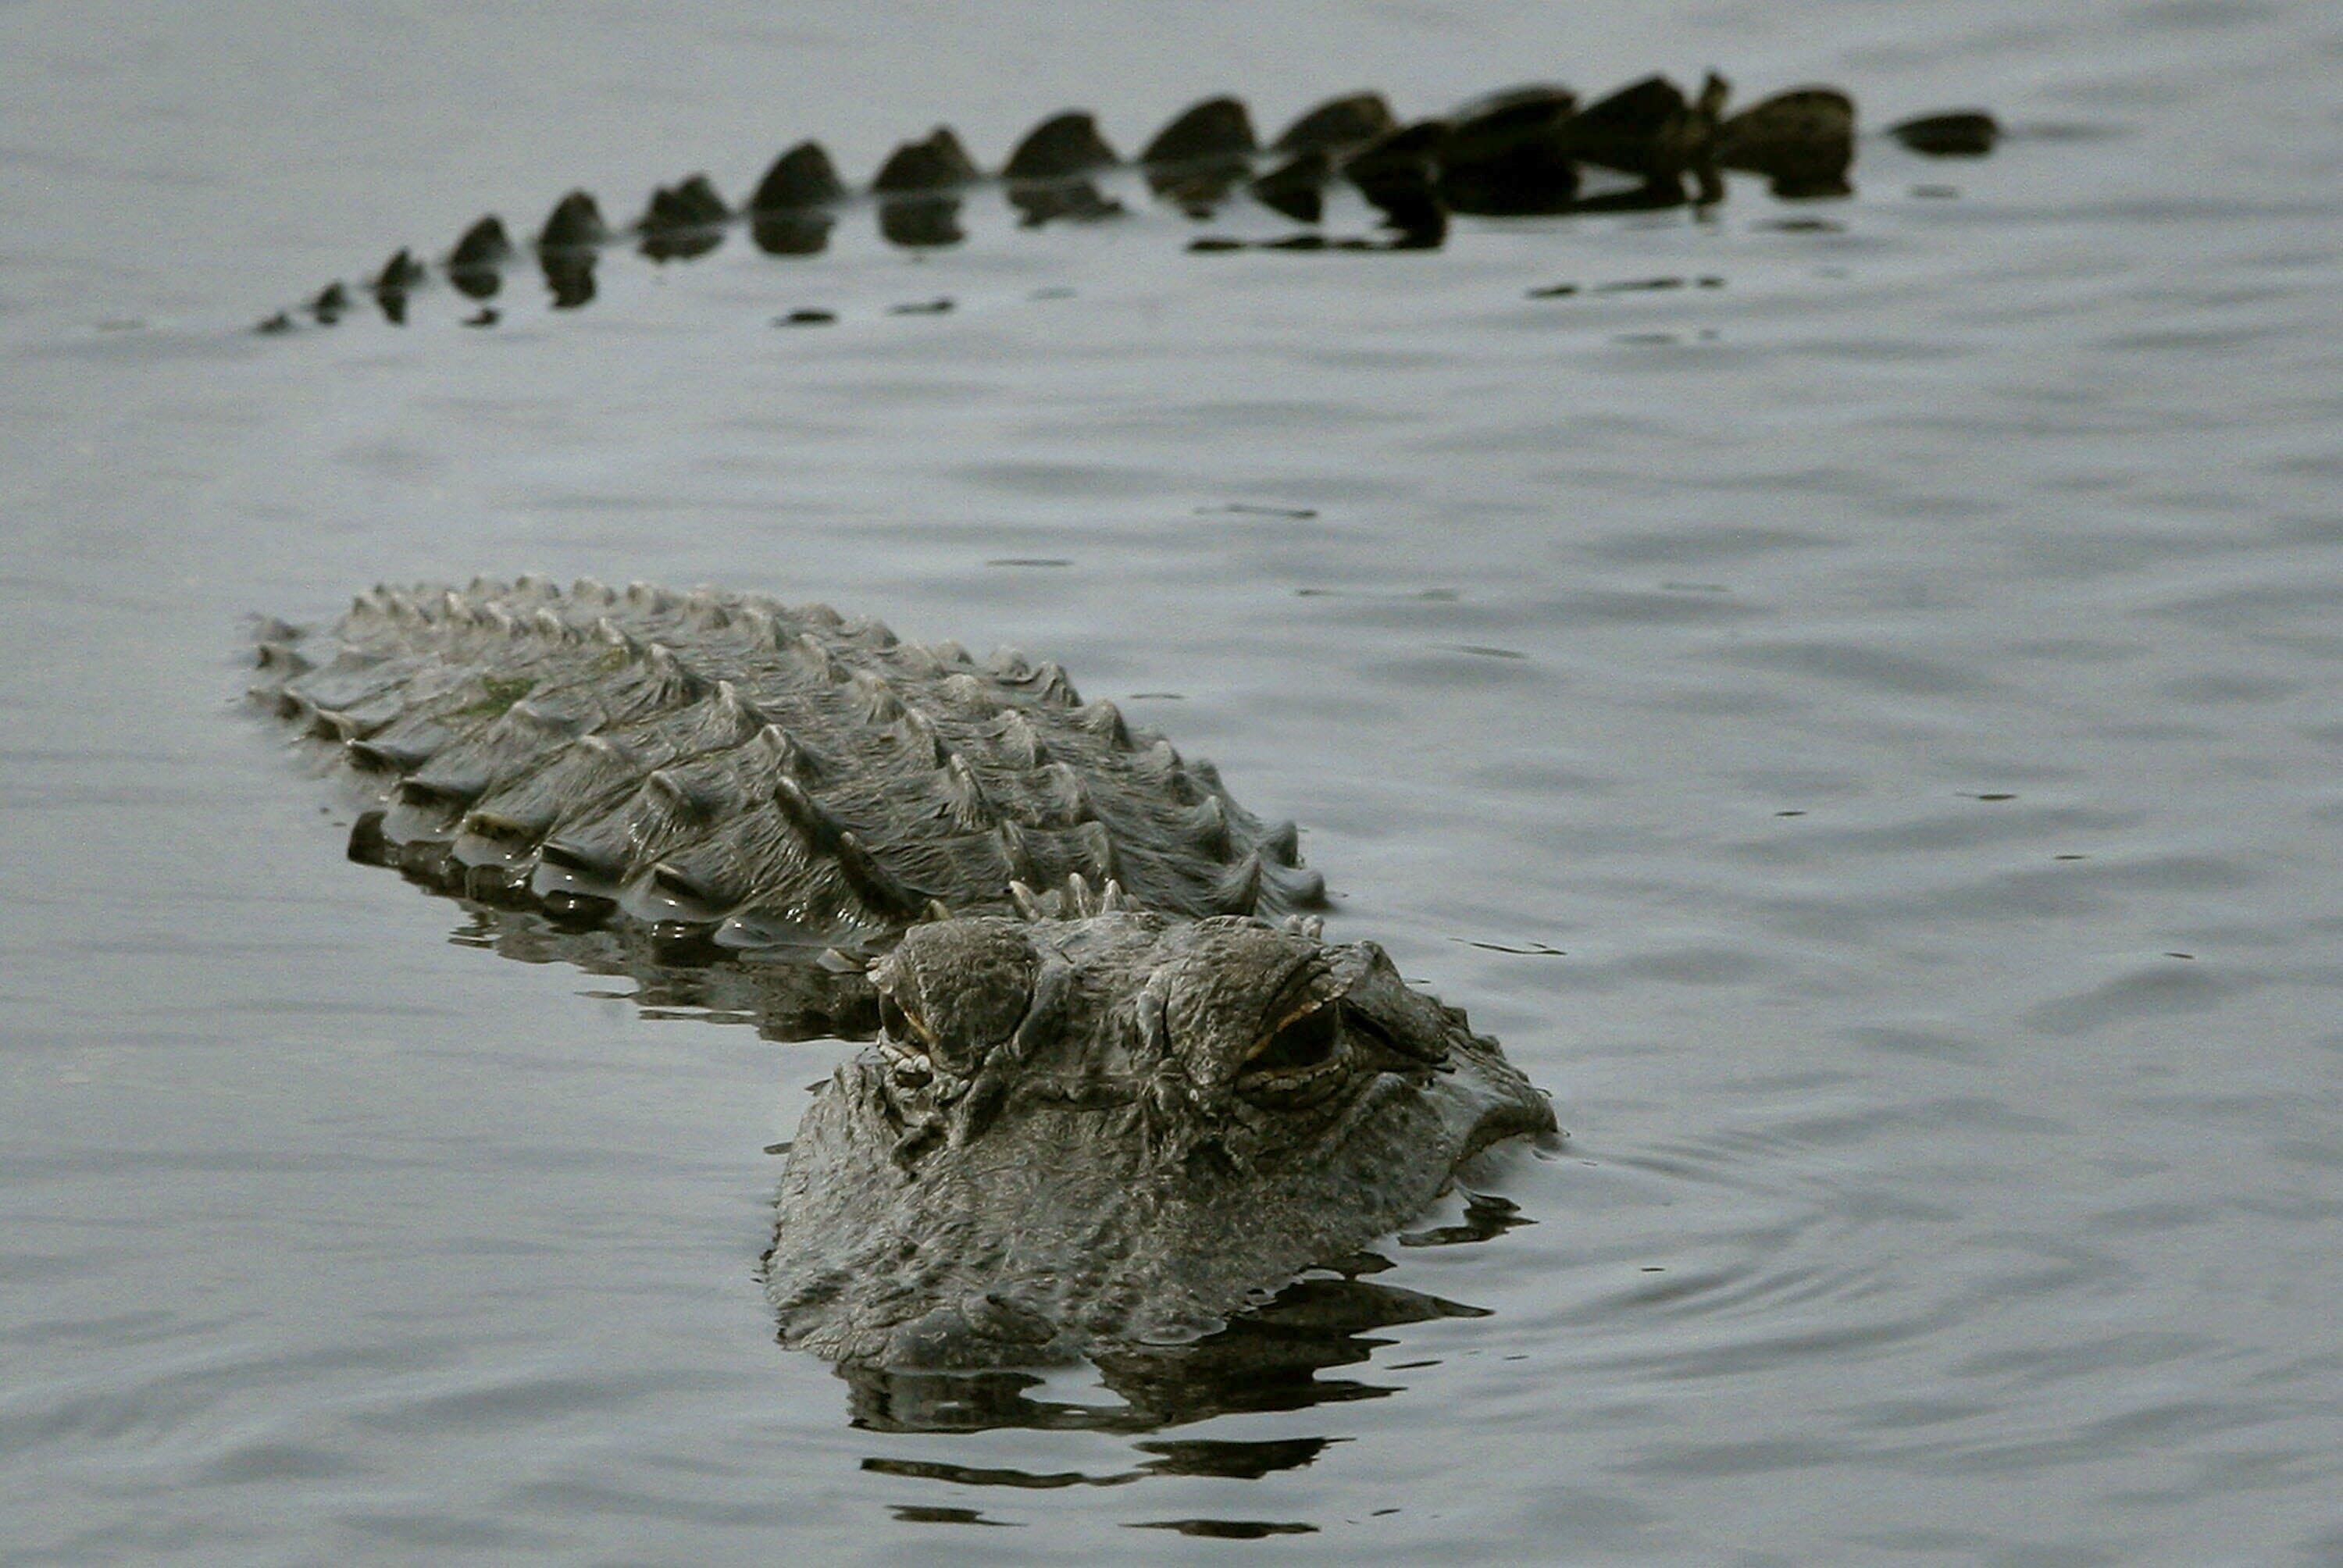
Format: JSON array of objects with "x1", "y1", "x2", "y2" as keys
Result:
[{"x1": 252, "y1": 577, "x2": 1325, "y2": 951}]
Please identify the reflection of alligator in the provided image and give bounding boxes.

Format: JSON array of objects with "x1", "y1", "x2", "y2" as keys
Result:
[
  {"x1": 256, "y1": 75, "x2": 1997, "y2": 330},
  {"x1": 251, "y1": 578, "x2": 1557, "y2": 1368},
  {"x1": 845, "y1": 1264, "x2": 1489, "y2": 1437}
]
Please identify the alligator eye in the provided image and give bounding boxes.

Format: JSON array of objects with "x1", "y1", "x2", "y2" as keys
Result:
[
  {"x1": 1243, "y1": 1003, "x2": 1339, "y2": 1078},
  {"x1": 894, "y1": 998, "x2": 941, "y2": 1048}
]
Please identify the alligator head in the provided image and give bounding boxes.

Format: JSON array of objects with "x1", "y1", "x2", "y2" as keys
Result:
[{"x1": 765, "y1": 906, "x2": 1555, "y2": 1368}]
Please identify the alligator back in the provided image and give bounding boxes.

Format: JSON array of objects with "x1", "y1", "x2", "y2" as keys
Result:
[{"x1": 252, "y1": 577, "x2": 1325, "y2": 953}]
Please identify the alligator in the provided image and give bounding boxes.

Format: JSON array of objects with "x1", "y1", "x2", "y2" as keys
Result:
[
  {"x1": 255, "y1": 74, "x2": 1998, "y2": 331},
  {"x1": 251, "y1": 577, "x2": 1557, "y2": 1367}
]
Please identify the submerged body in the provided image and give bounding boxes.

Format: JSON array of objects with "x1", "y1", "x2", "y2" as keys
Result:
[{"x1": 254, "y1": 577, "x2": 1554, "y2": 1367}]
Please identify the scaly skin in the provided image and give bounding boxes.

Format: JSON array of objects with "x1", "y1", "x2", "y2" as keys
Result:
[
  {"x1": 251, "y1": 577, "x2": 1555, "y2": 1368},
  {"x1": 772, "y1": 908, "x2": 1554, "y2": 1367},
  {"x1": 253, "y1": 576, "x2": 1325, "y2": 950}
]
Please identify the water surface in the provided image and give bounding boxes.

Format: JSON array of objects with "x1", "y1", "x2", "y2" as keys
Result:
[{"x1": 5, "y1": 1, "x2": 2341, "y2": 1560}]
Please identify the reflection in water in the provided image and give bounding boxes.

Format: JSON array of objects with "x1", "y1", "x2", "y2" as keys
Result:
[
  {"x1": 370, "y1": 248, "x2": 424, "y2": 324},
  {"x1": 445, "y1": 215, "x2": 510, "y2": 300},
  {"x1": 1526, "y1": 273, "x2": 1726, "y2": 300},
  {"x1": 1429, "y1": 86, "x2": 1581, "y2": 215},
  {"x1": 1006, "y1": 178, "x2": 1123, "y2": 228},
  {"x1": 1147, "y1": 163, "x2": 1250, "y2": 217},
  {"x1": 865, "y1": 1436, "x2": 1336, "y2": 1492},
  {"x1": 1131, "y1": 1519, "x2": 1319, "y2": 1538},
  {"x1": 872, "y1": 125, "x2": 975, "y2": 251},
  {"x1": 887, "y1": 1504, "x2": 1018, "y2": 1527},
  {"x1": 1138, "y1": 93, "x2": 1258, "y2": 216},
  {"x1": 532, "y1": 188, "x2": 608, "y2": 308},
  {"x1": 877, "y1": 194, "x2": 965, "y2": 250},
  {"x1": 838, "y1": 1269, "x2": 1486, "y2": 1437},
  {"x1": 636, "y1": 173, "x2": 729, "y2": 262},
  {"x1": 1249, "y1": 148, "x2": 1331, "y2": 223},
  {"x1": 640, "y1": 226, "x2": 726, "y2": 263},
  {"x1": 1890, "y1": 109, "x2": 1999, "y2": 155},
  {"x1": 539, "y1": 250, "x2": 596, "y2": 308},
  {"x1": 1400, "y1": 1188, "x2": 1533, "y2": 1247},
  {"x1": 1001, "y1": 110, "x2": 1125, "y2": 227},
  {"x1": 746, "y1": 141, "x2": 843, "y2": 255},
  {"x1": 840, "y1": 1271, "x2": 1450, "y2": 1538},
  {"x1": 1136, "y1": 1434, "x2": 1338, "y2": 1480},
  {"x1": 751, "y1": 210, "x2": 833, "y2": 256},
  {"x1": 1189, "y1": 222, "x2": 1446, "y2": 256},
  {"x1": 451, "y1": 905, "x2": 879, "y2": 1042}
]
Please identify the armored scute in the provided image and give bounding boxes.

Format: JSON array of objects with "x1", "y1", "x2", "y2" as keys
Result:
[
  {"x1": 256, "y1": 576, "x2": 1325, "y2": 951},
  {"x1": 255, "y1": 76, "x2": 1999, "y2": 333}
]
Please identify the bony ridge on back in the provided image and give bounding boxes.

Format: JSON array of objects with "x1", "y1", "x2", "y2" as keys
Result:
[{"x1": 255, "y1": 74, "x2": 1996, "y2": 330}]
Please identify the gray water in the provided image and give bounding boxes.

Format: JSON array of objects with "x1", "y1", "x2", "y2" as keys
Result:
[{"x1": 5, "y1": 1, "x2": 2342, "y2": 1560}]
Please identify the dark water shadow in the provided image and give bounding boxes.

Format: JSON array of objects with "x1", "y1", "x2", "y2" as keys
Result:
[
  {"x1": 446, "y1": 903, "x2": 878, "y2": 1042},
  {"x1": 750, "y1": 211, "x2": 834, "y2": 257},
  {"x1": 879, "y1": 194, "x2": 966, "y2": 250},
  {"x1": 537, "y1": 250, "x2": 597, "y2": 310},
  {"x1": 839, "y1": 1267, "x2": 1485, "y2": 1439},
  {"x1": 1007, "y1": 178, "x2": 1125, "y2": 228}
]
